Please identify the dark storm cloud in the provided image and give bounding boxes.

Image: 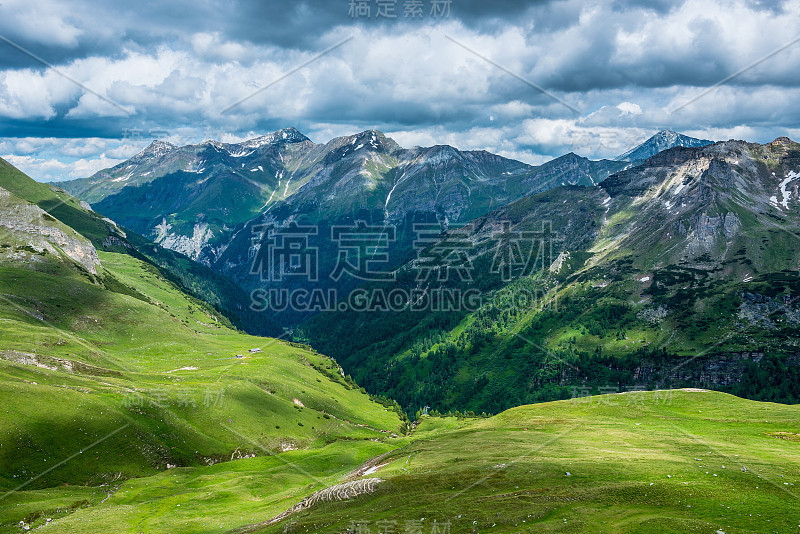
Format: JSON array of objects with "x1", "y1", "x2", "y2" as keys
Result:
[
  {"x1": 0, "y1": 0, "x2": 201, "y2": 68},
  {"x1": 2, "y1": 0, "x2": 798, "y2": 90},
  {"x1": 0, "y1": 0, "x2": 544, "y2": 68}
]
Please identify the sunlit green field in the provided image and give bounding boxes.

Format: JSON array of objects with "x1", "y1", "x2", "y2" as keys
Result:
[
  {"x1": 253, "y1": 390, "x2": 800, "y2": 534},
  {"x1": 0, "y1": 251, "x2": 403, "y2": 532},
  {"x1": 1, "y1": 164, "x2": 799, "y2": 533}
]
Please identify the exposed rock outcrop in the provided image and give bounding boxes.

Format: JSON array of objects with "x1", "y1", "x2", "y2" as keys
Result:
[
  {"x1": 237, "y1": 478, "x2": 384, "y2": 532},
  {"x1": 0, "y1": 186, "x2": 101, "y2": 273}
]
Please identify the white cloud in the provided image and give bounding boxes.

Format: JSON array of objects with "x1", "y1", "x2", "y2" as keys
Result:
[
  {"x1": 0, "y1": 0, "x2": 83, "y2": 47},
  {"x1": 617, "y1": 102, "x2": 642, "y2": 115},
  {"x1": 2, "y1": 152, "x2": 124, "y2": 182}
]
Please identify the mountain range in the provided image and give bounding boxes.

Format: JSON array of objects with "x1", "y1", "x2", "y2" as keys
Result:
[
  {"x1": 60, "y1": 129, "x2": 626, "y2": 263},
  {"x1": 58, "y1": 129, "x2": 691, "y2": 323},
  {"x1": 55, "y1": 128, "x2": 800, "y2": 413},
  {"x1": 3, "y1": 130, "x2": 800, "y2": 532},
  {"x1": 303, "y1": 136, "x2": 800, "y2": 413}
]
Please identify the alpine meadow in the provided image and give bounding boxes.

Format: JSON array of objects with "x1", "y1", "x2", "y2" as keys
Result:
[{"x1": 1, "y1": 1, "x2": 800, "y2": 533}]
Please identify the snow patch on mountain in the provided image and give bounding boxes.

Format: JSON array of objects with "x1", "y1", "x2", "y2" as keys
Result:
[
  {"x1": 240, "y1": 128, "x2": 309, "y2": 149},
  {"x1": 135, "y1": 140, "x2": 176, "y2": 160},
  {"x1": 778, "y1": 171, "x2": 799, "y2": 209}
]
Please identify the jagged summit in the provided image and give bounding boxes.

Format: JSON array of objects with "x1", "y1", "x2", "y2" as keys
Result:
[
  {"x1": 770, "y1": 136, "x2": 797, "y2": 147},
  {"x1": 136, "y1": 140, "x2": 176, "y2": 159},
  {"x1": 200, "y1": 139, "x2": 226, "y2": 149},
  {"x1": 240, "y1": 127, "x2": 311, "y2": 148},
  {"x1": 322, "y1": 130, "x2": 402, "y2": 161},
  {"x1": 615, "y1": 129, "x2": 713, "y2": 162},
  {"x1": 345, "y1": 129, "x2": 395, "y2": 148},
  {"x1": 194, "y1": 128, "x2": 312, "y2": 152}
]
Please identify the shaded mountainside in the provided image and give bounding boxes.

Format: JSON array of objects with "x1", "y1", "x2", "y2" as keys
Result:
[
  {"x1": 49, "y1": 131, "x2": 800, "y2": 412},
  {"x1": 59, "y1": 130, "x2": 627, "y2": 320},
  {"x1": 301, "y1": 138, "x2": 800, "y2": 414},
  {"x1": 59, "y1": 128, "x2": 315, "y2": 263}
]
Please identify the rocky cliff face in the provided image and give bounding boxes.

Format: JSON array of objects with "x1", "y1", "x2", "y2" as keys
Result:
[
  {"x1": 0, "y1": 186, "x2": 101, "y2": 273},
  {"x1": 596, "y1": 139, "x2": 800, "y2": 274}
]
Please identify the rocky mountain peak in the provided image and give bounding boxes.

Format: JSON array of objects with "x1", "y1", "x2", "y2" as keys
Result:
[
  {"x1": 654, "y1": 129, "x2": 680, "y2": 140},
  {"x1": 769, "y1": 136, "x2": 796, "y2": 147},
  {"x1": 322, "y1": 130, "x2": 400, "y2": 164},
  {"x1": 201, "y1": 139, "x2": 226, "y2": 150},
  {"x1": 615, "y1": 129, "x2": 713, "y2": 162},
  {"x1": 422, "y1": 144, "x2": 464, "y2": 163},
  {"x1": 350, "y1": 129, "x2": 391, "y2": 149},
  {"x1": 241, "y1": 128, "x2": 311, "y2": 149},
  {"x1": 136, "y1": 140, "x2": 176, "y2": 159}
]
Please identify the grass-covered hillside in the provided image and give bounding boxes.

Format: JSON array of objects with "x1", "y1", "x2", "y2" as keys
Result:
[
  {"x1": 0, "y1": 162, "x2": 404, "y2": 532},
  {"x1": 252, "y1": 390, "x2": 800, "y2": 534},
  {"x1": 0, "y1": 250, "x2": 404, "y2": 532},
  {"x1": 0, "y1": 157, "x2": 279, "y2": 336}
]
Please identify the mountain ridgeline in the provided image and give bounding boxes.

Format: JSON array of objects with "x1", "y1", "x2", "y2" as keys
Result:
[
  {"x1": 615, "y1": 129, "x2": 713, "y2": 162},
  {"x1": 57, "y1": 128, "x2": 800, "y2": 414},
  {"x1": 59, "y1": 129, "x2": 628, "y2": 323},
  {"x1": 61, "y1": 129, "x2": 626, "y2": 264}
]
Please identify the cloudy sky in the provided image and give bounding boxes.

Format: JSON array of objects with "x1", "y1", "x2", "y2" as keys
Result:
[{"x1": 1, "y1": 0, "x2": 799, "y2": 181}]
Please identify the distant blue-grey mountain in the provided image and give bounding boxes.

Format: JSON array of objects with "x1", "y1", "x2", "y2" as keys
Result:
[{"x1": 615, "y1": 129, "x2": 713, "y2": 162}]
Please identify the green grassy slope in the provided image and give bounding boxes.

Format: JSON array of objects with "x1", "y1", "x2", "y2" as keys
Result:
[
  {"x1": 252, "y1": 390, "x2": 800, "y2": 534},
  {"x1": 0, "y1": 243, "x2": 402, "y2": 531},
  {"x1": 0, "y1": 156, "x2": 279, "y2": 335},
  {"x1": 0, "y1": 160, "x2": 404, "y2": 531}
]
